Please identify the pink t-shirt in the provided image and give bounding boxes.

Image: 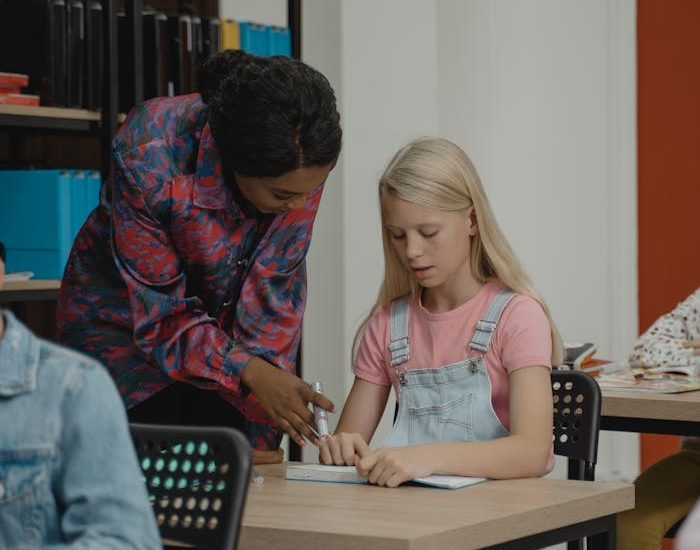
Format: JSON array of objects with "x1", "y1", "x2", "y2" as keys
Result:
[{"x1": 353, "y1": 281, "x2": 552, "y2": 431}]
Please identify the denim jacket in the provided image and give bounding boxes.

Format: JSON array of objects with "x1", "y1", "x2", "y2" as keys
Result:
[{"x1": 0, "y1": 310, "x2": 161, "y2": 549}]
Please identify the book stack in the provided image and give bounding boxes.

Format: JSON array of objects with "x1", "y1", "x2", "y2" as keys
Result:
[
  {"x1": 0, "y1": 72, "x2": 39, "y2": 106},
  {"x1": 562, "y1": 342, "x2": 598, "y2": 369}
]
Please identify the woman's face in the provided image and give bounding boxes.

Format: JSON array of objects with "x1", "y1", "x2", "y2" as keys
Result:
[{"x1": 235, "y1": 165, "x2": 332, "y2": 214}]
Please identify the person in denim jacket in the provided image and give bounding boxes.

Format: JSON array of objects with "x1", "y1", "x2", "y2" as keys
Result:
[{"x1": 0, "y1": 243, "x2": 160, "y2": 549}]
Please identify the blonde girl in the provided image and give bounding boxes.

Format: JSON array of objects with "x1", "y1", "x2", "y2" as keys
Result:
[{"x1": 319, "y1": 137, "x2": 563, "y2": 487}]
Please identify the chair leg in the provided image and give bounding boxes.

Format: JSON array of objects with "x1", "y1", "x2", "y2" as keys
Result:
[
  {"x1": 568, "y1": 458, "x2": 584, "y2": 480},
  {"x1": 567, "y1": 539, "x2": 584, "y2": 550}
]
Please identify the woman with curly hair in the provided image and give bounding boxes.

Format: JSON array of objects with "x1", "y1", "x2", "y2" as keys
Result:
[{"x1": 58, "y1": 51, "x2": 342, "y2": 461}]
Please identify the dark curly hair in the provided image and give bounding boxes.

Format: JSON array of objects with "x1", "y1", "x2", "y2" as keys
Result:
[{"x1": 198, "y1": 50, "x2": 342, "y2": 178}]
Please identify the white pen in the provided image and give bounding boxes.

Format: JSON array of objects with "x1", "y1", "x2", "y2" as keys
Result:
[{"x1": 311, "y1": 381, "x2": 330, "y2": 443}]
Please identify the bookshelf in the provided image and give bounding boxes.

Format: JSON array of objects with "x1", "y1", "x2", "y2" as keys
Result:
[
  {"x1": 1, "y1": 0, "x2": 305, "y2": 458},
  {"x1": 0, "y1": 279, "x2": 61, "y2": 303},
  {"x1": 0, "y1": 105, "x2": 101, "y2": 133}
]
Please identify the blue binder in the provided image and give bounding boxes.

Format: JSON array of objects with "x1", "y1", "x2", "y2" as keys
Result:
[
  {"x1": 239, "y1": 22, "x2": 269, "y2": 56},
  {"x1": 0, "y1": 170, "x2": 102, "y2": 278},
  {"x1": 268, "y1": 26, "x2": 291, "y2": 57}
]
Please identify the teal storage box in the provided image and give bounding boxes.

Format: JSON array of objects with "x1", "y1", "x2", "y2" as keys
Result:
[{"x1": 0, "y1": 169, "x2": 101, "y2": 278}]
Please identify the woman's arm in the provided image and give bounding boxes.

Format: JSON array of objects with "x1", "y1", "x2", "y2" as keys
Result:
[
  {"x1": 357, "y1": 366, "x2": 552, "y2": 487},
  {"x1": 629, "y1": 288, "x2": 700, "y2": 368},
  {"x1": 319, "y1": 377, "x2": 391, "y2": 465},
  {"x1": 111, "y1": 150, "x2": 331, "y2": 448}
]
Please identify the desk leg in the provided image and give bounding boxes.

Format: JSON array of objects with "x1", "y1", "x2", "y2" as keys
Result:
[{"x1": 589, "y1": 514, "x2": 616, "y2": 550}]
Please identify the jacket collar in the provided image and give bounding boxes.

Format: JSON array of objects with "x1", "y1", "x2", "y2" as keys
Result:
[
  {"x1": 0, "y1": 309, "x2": 38, "y2": 397},
  {"x1": 190, "y1": 122, "x2": 243, "y2": 217}
]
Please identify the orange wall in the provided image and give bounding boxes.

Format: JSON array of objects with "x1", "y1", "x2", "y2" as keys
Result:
[{"x1": 637, "y1": 0, "x2": 700, "y2": 473}]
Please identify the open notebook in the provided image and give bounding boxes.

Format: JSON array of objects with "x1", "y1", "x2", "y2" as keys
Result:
[{"x1": 285, "y1": 464, "x2": 487, "y2": 490}]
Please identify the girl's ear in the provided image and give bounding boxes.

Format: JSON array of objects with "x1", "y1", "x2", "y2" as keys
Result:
[{"x1": 467, "y1": 206, "x2": 479, "y2": 236}]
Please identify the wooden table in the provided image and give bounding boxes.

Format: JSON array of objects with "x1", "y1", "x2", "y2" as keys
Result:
[
  {"x1": 601, "y1": 389, "x2": 700, "y2": 436},
  {"x1": 239, "y1": 463, "x2": 633, "y2": 550}
]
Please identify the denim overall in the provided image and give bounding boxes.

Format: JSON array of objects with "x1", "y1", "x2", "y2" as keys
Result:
[{"x1": 384, "y1": 290, "x2": 515, "y2": 447}]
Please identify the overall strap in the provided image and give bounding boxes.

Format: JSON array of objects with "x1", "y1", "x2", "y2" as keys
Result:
[
  {"x1": 388, "y1": 297, "x2": 411, "y2": 366},
  {"x1": 468, "y1": 289, "x2": 517, "y2": 353}
]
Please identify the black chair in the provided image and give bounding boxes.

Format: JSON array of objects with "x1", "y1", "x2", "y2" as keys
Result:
[
  {"x1": 552, "y1": 369, "x2": 603, "y2": 550},
  {"x1": 552, "y1": 369, "x2": 602, "y2": 481},
  {"x1": 130, "y1": 423, "x2": 252, "y2": 550}
]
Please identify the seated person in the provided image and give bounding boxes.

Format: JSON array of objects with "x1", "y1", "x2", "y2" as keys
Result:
[
  {"x1": 0, "y1": 242, "x2": 160, "y2": 548},
  {"x1": 618, "y1": 287, "x2": 700, "y2": 550},
  {"x1": 319, "y1": 139, "x2": 559, "y2": 485}
]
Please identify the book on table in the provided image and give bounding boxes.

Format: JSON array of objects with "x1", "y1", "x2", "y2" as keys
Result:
[
  {"x1": 563, "y1": 341, "x2": 598, "y2": 369},
  {"x1": 285, "y1": 463, "x2": 487, "y2": 490},
  {"x1": 597, "y1": 367, "x2": 700, "y2": 394}
]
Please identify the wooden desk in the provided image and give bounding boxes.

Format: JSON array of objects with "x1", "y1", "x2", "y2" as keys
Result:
[
  {"x1": 240, "y1": 463, "x2": 633, "y2": 550},
  {"x1": 601, "y1": 389, "x2": 700, "y2": 436}
]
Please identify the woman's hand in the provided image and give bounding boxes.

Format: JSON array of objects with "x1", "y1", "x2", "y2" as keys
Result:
[
  {"x1": 683, "y1": 339, "x2": 700, "y2": 355},
  {"x1": 318, "y1": 432, "x2": 370, "y2": 465},
  {"x1": 356, "y1": 446, "x2": 434, "y2": 488},
  {"x1": 241, "y1": 357, "x2": 335, "y2": 447}
]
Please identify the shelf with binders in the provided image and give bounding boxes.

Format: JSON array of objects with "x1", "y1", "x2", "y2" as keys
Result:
[
  {"x1": 0, "y1": 279, "x2": 61, "y2": 303},
  {"x1": 0, "y1": 105, "x2": 128, "y2": 134},
  {"x1": 0, "y1": 104, "x2": 101, "y2": 133}
]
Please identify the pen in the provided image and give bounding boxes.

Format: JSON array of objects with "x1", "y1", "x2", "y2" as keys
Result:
[{"x1": 311, "y1": 381, "x2": 330, "y2": 443}]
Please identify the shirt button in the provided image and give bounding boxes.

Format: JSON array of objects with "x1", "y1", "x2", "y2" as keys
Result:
[
  {"x1": 222, "y1": 300, "x2": 231, "y2": 308},
  {"x1": 236, "y1": 258, "x2": 248, "y2": 268}
]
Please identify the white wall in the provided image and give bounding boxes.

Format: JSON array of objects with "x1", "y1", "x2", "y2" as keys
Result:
[
  {"x1": 435, "y1": 0, "x2": 639, "y2": 480},
  {"x1": 302, "y1": 0, "x2": 440, "y2": 460}
]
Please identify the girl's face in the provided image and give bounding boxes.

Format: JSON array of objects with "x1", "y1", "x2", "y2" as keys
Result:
[
  {"x1": 235, "y1": 164, "x2": 332, "y2": 214},
  {"x1": 384, "y1": 193, "x2": 479, "y2": 297}
]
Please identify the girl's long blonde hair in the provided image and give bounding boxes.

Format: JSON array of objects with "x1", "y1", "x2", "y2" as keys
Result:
[{"x1": 353, "y1": 137, "x2": 564, "y2": 366}]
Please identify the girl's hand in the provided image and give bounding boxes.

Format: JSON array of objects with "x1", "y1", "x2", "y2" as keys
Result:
[
  {"x1": 356, "y1": 446, "x2": 434, "y2": 488},
  {"x1": 682, "y1": 339, "x2": 700, "y2": 355},
  {"x1": 318, "y1": 432, "x2": 370, "y2": 465},
  {"x1": 241, "y1": 357, "x2": 335, "y2": 447}
]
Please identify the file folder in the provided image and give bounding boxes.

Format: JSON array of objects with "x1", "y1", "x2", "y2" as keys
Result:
[
  {"x1": 0, "y1": 170, "x2": 102, "y2": 278},
  {"x1": 221, "y1": 19, "x2": 240, "y2": 51},
  {"x1": 0, "y1": 170, "x2": 73, "y2": 279},
  {"x1": 143, "y1": 12, "x2": 169, "y2": 100},
  {"x1": 239, "y1": 22, "x2": 268, "y2": 56},
  {"x1": 268, "y1": 26, "x2": 291, "y2": 57},
  {"x1": 84, "y1": 1, "x2": 103, "y2": 110},
  {"x1": 67, "y1": 0, "x2": 85, "y2": 107},
  {"x1": 202, "y1": 17, "x2": 221, "y2": 58}
]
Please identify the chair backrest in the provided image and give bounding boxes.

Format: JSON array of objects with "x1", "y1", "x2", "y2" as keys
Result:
[
  {"x1": 130, "y1": 423, "x2": 252, "y2": 550},
  {"x1": 551, "y1": 369, "x2": 602, "y2": 481}
]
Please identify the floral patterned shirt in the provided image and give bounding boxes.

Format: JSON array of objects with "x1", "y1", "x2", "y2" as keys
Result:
[
  {"x1": 629, "y1": 287, "x2": 700, "y2": 372},
  {"x1": 57, "y1": 94, "x2": 323, "y2": 450}
]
